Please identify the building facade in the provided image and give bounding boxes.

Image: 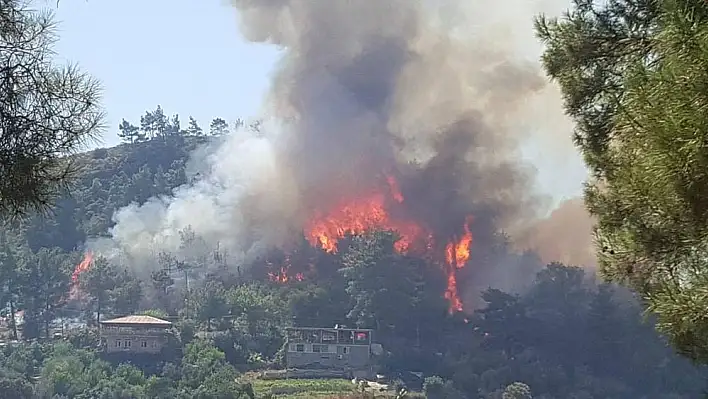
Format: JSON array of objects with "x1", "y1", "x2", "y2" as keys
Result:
[
  {"x1": 99, "y1": 315, "x2": 172, "y2": 354},
  {"x1": 285, "y1": 326, "x2": 374, "y2": 371}
]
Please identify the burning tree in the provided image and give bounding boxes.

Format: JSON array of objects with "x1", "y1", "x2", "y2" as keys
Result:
[
  {"x1": 301, "y1": 172, "x2": 474, "y2": 314},
  {"x1": 105, "y1": 0, "x2": 557, "y2": 319},
  {"x1": 341, "y1": 230, "x2": 449, "y2": 331},
  {"x1": 70, "y1": 252, "x2": 143, "y2": 324}
]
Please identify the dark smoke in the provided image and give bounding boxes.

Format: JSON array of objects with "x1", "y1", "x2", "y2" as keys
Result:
[
  {"x1": 100, "y1": 0, "x2": 593, "y2": 298},
  {"x1": 232, "y1": 0, "x2": 547, "y2": 235}
]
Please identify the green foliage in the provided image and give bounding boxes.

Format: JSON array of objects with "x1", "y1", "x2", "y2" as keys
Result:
[
  {"x1": 0, "y1": 107, "x2": 705, "y2": 397},
  {"x1": 0, "y1": 0, "x2": 105, "y2": 217},
  {"x1": 341, "y1": 230, "x2": 402, "y2": 328},
  {"x1": 114, "y1": 105, "x2": 229, "y2": 146},
  {"x1": 422, "y1": 376, "x2": 465, "y2": 399},
  {"x1": 139, "y1": 309, "x2": 169, "y2": 319},
  {"x1": 502, "y1": 382, "x2": 532, "y2": 399},
  {"x1": 117, "y1": 119, "x2": 143, "y2": 143},
  {"x1": 209, "y1": 118, "x2": 230, "y2": 136},
  {"x1": 535, "y1": 0, "x2": 658, "y2": 179},
  {"x1": 186, "y1": 117, "x2": 204, "y2": 137},
  {"x1": 21, "y1": 247, "x2": 72, "y2": 339},
  {"x1": 79, "y1": 256, "x2": 142, "y2": 324},
  {"x1": 0, "y1": 339, "x2": 265, "y2": 398},
  {"x1": 537, "y1": 0, "x2": 708, "y2": 362}
]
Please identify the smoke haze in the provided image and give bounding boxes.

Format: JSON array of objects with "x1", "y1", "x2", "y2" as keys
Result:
[
  {"x1": 517, "y1": 198, "x2": 596, "y2": 268},
  {"x1": 101, "y1": 0, "x2": 594, "y2": 293}
]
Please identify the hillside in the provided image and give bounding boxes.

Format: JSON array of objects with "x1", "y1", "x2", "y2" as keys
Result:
[
  {"x1": 0, "y1": 129, "x2": 702, "y2": 398},
  {"x1": 20, "y1": 135, "x2": 201, "y2": 253}
]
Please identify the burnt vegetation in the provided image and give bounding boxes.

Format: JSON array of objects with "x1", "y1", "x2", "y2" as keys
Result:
[{"x1": 0, "y1": 113, "x2": 705, "y2": 398}]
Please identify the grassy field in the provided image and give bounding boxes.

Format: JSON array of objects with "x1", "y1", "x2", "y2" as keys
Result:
[{"x1": 250, "y1": 378, "x2": 357, "y2": 398}]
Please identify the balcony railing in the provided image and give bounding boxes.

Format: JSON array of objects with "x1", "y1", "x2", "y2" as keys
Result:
[{"x1": 286, "y1": 328, "x2": 371, "y2": 345}]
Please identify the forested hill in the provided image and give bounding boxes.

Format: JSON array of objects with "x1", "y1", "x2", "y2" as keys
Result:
[
  {"x1": 22, "y1": 133, "x2": 200, "y2": 252},
  {"x1": 1, "y1": 110, "x2": 707, "y2": 398}
]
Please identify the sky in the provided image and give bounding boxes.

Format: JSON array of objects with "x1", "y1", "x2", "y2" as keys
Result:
[
  {"x1": 52, "y1": 0, "x2": 279, "y2": 148},
  {"x1": 49, "y1": 0, "x2": 587, "y2": 203}
]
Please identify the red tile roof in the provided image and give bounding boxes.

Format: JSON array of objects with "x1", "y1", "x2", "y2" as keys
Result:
[{"x1": 100, "y1": 315, "x2": 172, "y2": 326}]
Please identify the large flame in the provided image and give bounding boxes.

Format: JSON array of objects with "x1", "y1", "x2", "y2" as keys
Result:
[
  {"x1": 303, "y1": 175, "x2": 472, "y2": 313},
  {"x1": 443, "y1": 218, "x2": 472, "y2": 313},
  {"x1": 304, "y1": 192, "x2": 426, "y2": 253}
]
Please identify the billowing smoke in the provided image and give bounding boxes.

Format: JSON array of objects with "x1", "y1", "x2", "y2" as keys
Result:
[
  {"x1": 516, "y1": 198, "x2": 596, "y2": 268},
  {"x1": 97, "y1": 0, "x2": 595, "y2": 297}
]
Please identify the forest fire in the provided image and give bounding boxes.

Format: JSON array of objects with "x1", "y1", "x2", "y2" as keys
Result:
[
  {"x1": 304, "y1": 173, "x2": 428, "y2": 253},
  {"x1": 443, "y1": 219, "x2": 473, "y2": 313},
  {"x1": 268, "y1": 265, "x2": 304, "y2": 283},
  {"x1": 70, "y1": 251, "x2": 94, "y2": 298},
  {"x1": 304, "y1": 193, "x2": 427, "y2": 254},
  {"x1": 98, "y1": 0, "x2": 572, "y2": 326},
  {"x1": 303, "y1": 174, "x2": 472, "y2": 313}
]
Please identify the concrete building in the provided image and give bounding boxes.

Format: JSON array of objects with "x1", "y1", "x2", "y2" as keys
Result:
[
  {"x1": 285, "y1": 326, "x2": 375, "y2": 374},
  {"x1": 99, "y1": 315, "x2": 172, "y2": 354}
]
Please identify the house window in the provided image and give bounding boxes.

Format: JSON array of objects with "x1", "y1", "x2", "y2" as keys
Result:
[
  {"x1": 125, "y1": 340, "x2": 131, "y2": 347},
  {"x1": 287, "y1": 329, "x2": 304, "y2": 342},
  {"x1": 141, "y1": 341, "x2": 147, "y2": 348},
  {"x1": 308, "y1": 330, "x2": 321, "y2": 343},
  {"x1": 342, "y1": 346, "x2": 349, "y2": 354},
  {"x1": 296, "y1": 344, "x2": 305, "y2": 352},
  {"x1": 312, "y1": 344, "x2": 328, "y2": 353},
  {"x1": 322, "y1": 330, "x2": 336, "y2": 343},
  {"x1": 115, "y1": 340, "x2": 121, "y2": 347}
]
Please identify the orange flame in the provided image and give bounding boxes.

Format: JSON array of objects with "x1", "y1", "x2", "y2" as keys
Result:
[
  {"x1": 303, "y1": 174, "x2": 472, "y2": 314},
  {"x1": 443, "y1": 218, "x2": 472, "y2": 314},
  {"x1": 304, "y1": 193, "x2": 424, "y2": 253},
  {"x1": 445, "y1": 219, "x2": 472, "y2": 269},
  {"x1": 384, "y1": 173, "x2": 404, "y2": 203},
  {"x1": 268, "y1": 256, "x2": 305, "y2": 284},
  {"x1": 268, "y1": 267, "x2": 304, "y2": 283},
  {"x1": 70, "y1": 251, "x2": 94, "y2": 299},
  {"x1": 444, "y1": 273, "x2": 463, "y2": 313}
]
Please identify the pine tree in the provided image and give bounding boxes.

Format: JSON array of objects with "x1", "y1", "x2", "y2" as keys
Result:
[{"x1": 537, "y1": 0, "x2": 708, "y2": 361}]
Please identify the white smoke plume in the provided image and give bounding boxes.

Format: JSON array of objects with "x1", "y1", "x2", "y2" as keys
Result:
[{"x1": 96, "y1": 0, "x2": 595, "y2": 283}]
